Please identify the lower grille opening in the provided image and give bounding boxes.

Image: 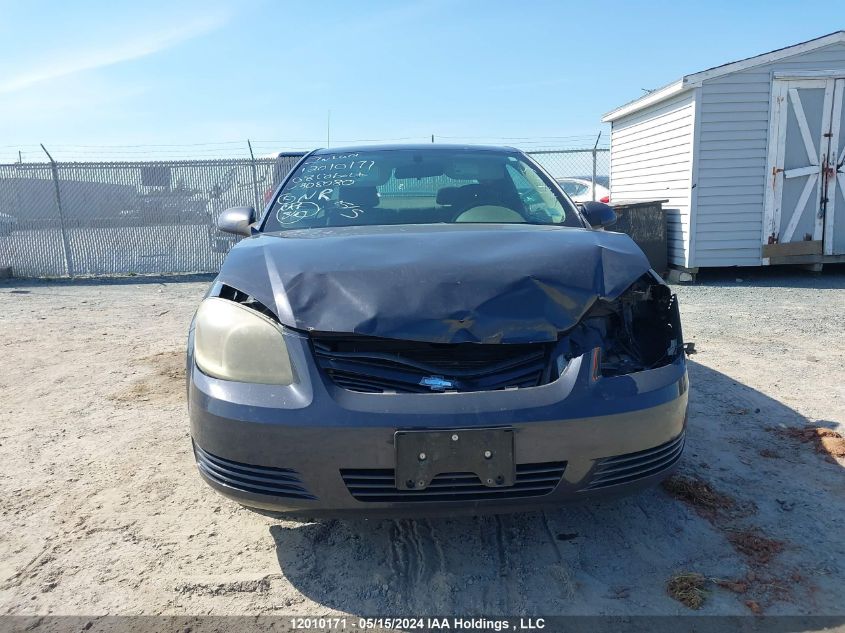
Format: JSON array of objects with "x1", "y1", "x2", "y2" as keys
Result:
[
  {"x1": 193, "y1": 443, "x2": 316, "y2": 500},
  {"x1": 341, "y1": 461, "x2": 566, "y2": 502},
  {"x1": 311, "y1": 332, "x2": 556, "y2": 394},
  {"x1": 585, "y1": 431, "x2": 685, "y2": 490}
]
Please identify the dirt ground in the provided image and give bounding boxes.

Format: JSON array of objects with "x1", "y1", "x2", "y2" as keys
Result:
[{"x1": 0, "y1": 266, "x2": 843, "y2": 619}]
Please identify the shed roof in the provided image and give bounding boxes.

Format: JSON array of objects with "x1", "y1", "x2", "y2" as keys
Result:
[{"x1": 602, "y1": 31, "x2": 845, "y2": 123}]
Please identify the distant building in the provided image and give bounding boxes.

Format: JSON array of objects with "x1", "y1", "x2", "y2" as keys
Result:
[{"x1": 603, "y1": 32, "x2": 845, "y2": 270}]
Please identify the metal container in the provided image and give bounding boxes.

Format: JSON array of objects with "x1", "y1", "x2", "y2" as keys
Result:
[{"x1": 609, "y1": 199, "x2": 668, "y2": 276}]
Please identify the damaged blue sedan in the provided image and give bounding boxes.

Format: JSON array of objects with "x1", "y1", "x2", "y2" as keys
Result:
[{"x1": 187, "y1": 145, "x2": 688, "y2": 517}]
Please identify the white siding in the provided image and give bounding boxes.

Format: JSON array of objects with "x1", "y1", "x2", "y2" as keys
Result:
[
  {"x1": 610, "y1": 91, "x2": 696, "y2": 267},
  {"x1": 693, "y1": 42, "x2": 845, "y2": 267}
]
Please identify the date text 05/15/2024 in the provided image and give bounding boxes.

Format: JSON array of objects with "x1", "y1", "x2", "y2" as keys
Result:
[{"x1": 289, "y1": 617, "x2": 546, "y2": 631}]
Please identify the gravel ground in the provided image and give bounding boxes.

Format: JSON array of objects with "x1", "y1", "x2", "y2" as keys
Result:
[{"x1": 0, "y1": 266, "x2": 843, "y2": 619}]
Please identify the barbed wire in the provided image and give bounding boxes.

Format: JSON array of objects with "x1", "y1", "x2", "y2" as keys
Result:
[{"x1": 0, "y1": 134, "x2": 609, "y2": 163}]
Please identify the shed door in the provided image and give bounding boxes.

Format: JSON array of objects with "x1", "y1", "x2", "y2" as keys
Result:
[
  {"x1": 763, "y1": 77, "x2": 845, "y2": 258},
  {"x1": 826, "y1": 79, "x2": 845, "y2": 256}
]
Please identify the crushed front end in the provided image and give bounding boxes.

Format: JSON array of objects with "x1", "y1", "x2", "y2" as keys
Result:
[{"x1": 187, "y1": 270, "x2": 688, "y2": 517}]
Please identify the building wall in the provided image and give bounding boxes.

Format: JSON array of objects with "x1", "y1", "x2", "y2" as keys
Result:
[
  {"x1": 609, "y1": 91, "x2": 696, "y2": 267},
  {"x1": 693, "y1": 42, "x2": 845, "y2": 267}
]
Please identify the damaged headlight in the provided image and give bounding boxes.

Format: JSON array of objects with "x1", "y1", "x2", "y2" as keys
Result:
[
  {"x1": 193, "y1": 297, "x2": 295, "y2": 385},
  {"x1": 553, "y1": 275, "x2": 683, "y2": 379},
  {"x1": 597, "y1": 277, "x2": 682, "y2": 376}
]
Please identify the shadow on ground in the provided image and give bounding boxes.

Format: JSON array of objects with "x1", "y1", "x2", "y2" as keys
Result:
[
  {"x1": 691, "y1": 263, "x2": 845, "y2": 289},
  {"x1": 268, "y1": 360, "x2": 844, "y2": 620},
  {"x1": 0, "y1": 272, "x2": 215, "y2": 289}
]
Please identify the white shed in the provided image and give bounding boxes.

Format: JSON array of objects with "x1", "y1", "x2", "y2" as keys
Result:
[{"x1": 602, "y1": 31, "x2": 845, "y2": 271}]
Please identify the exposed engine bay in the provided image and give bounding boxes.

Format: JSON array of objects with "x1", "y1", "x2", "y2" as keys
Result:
[{"x1": 554, "y1": 273, "x2": 684, "y2": 379}]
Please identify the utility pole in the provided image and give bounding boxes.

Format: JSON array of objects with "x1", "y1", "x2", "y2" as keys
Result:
[
  {"x1": 431, "y1": 134, "x2": 435, "y2": 143},
  {"x1": 327, "y1": 110, "x2": 331, "y2": 148}
]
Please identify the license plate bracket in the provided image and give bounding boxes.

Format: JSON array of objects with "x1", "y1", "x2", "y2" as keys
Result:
[{"x1": 395, "y1": 428, "x2": 515, "y2": 490}]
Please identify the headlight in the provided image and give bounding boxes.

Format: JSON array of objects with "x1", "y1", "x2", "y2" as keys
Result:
[{"x1": 194, "y1": 297, "x2": 295, "y2": 385}]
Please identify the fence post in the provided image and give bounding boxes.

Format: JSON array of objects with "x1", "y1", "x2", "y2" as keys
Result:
[
  {"x1": 40, "y1": 144, "x2": 74, "y2": 277},
  {"x1": 591, "y1": 132, "x2": 602, "y2": 202},
  {"x1": 247, "y1": 140, "x2": 261, "y2": 213}
]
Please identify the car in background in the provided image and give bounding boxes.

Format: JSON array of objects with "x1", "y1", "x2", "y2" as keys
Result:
[
  {"x1": 187, "y1": 144, "x2": 688, "y2": 517},
  {"x1": 557, "y1": 177, "x2": 611, "y2": 204},
  {"x1": 0, "y1": 212, "x2": 18, "y2": 237}
]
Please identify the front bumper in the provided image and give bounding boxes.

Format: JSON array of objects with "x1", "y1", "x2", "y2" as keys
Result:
[{"x1": 188, "y1": 329, "x2": 688, "y2": 517}]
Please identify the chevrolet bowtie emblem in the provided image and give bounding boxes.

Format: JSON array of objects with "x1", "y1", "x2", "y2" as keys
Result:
[{"x1": 419, "y1": 376, "x2": 454, "y2": 391}]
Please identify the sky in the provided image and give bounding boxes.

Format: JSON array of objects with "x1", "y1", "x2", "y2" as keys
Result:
[{"x1": 0, "y1": 0, "x2": 841, "y2": 162}]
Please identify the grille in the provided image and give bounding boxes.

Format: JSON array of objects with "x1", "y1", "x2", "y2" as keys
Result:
[
  {"x1": 341, "y1": 462, "x2": 566, "y2": 502},
  {"x1": 585, "y1": 431, "x2": 685, "y2": 490},
  {"x1": 311, "y1": 333, "x2": 554, "y2": 394},
  {"x1": 193, "y1": 443, "x2": 316, "y2": 500}
]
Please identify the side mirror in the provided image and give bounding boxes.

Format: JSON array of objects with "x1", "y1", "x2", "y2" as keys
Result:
[
  {"x1": 217, "y1": 206, "x2": 255, "y2": 236},
  {"x1": 582, "y1": 201, "x2": 617, "y2": 229}
]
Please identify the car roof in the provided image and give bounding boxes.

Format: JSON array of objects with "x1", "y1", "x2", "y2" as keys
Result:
[{"x1": 311, "y1": 143, "x2": 521, "y2": 154}]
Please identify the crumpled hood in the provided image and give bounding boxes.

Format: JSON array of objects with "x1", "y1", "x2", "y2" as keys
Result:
[{"x1": 217, "y1": 224, "x2": 651, "y2": 344}]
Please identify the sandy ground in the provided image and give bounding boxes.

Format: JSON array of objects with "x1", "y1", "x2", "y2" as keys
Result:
[{"x1": 0, "y1": 266, "x2": 843, "y2": 620}]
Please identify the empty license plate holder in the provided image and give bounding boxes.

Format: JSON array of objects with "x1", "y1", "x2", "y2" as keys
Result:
[{"x1": 395, "y1": 428, "x2": 515, "y2": 490}]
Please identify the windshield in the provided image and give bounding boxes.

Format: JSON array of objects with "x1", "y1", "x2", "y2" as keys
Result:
[{"x1": 261, "y1": 148, "x2": 583, "y2": 232}]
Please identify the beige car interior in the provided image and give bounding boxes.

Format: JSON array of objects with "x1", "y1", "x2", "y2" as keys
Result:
[{"x1": 454, "y1": 205, "x2": 525, "y2": 223}]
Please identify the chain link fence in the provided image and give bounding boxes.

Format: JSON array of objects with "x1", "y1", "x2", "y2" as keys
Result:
[
  {"x1": 530, "y1": 149, "x2": 610, "y2": 192},
  {"x1": 0, "y1": 149, "x2": 608, "y2": 278}
]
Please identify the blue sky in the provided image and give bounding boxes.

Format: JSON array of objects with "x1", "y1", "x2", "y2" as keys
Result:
[{"x1": 0, "y1": 0, "x2": 840, "y2": 161}]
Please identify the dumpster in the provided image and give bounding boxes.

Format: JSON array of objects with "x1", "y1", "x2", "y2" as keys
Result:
[{"x1": 608, "y1": 199, "x2": 668, "y2": 276}]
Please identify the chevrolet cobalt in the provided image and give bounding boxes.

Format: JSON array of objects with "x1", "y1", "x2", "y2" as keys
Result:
[{"x1": 187, "y1": 145, "x2": 688, "y2": 516}]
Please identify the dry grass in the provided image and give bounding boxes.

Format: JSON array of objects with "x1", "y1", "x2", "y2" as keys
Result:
[
  {"x1": 661, "y1": 474, "x2": 736, "y2": 518},
  {"x1": 715, "y1": 579, "x2": 749, "y2": 594},
  {"x1": 666, "y1": 572, "x2": 708, "y2": 610},
  {"x1": 770, "y1": 426, "x2": 845, "y2": 460},
  {"x1": 726, "y1": 528, "x2": 785, "y2": 565},
  {"x1": 745, "y1": 600, "x2": 763, "y2": 615}
]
